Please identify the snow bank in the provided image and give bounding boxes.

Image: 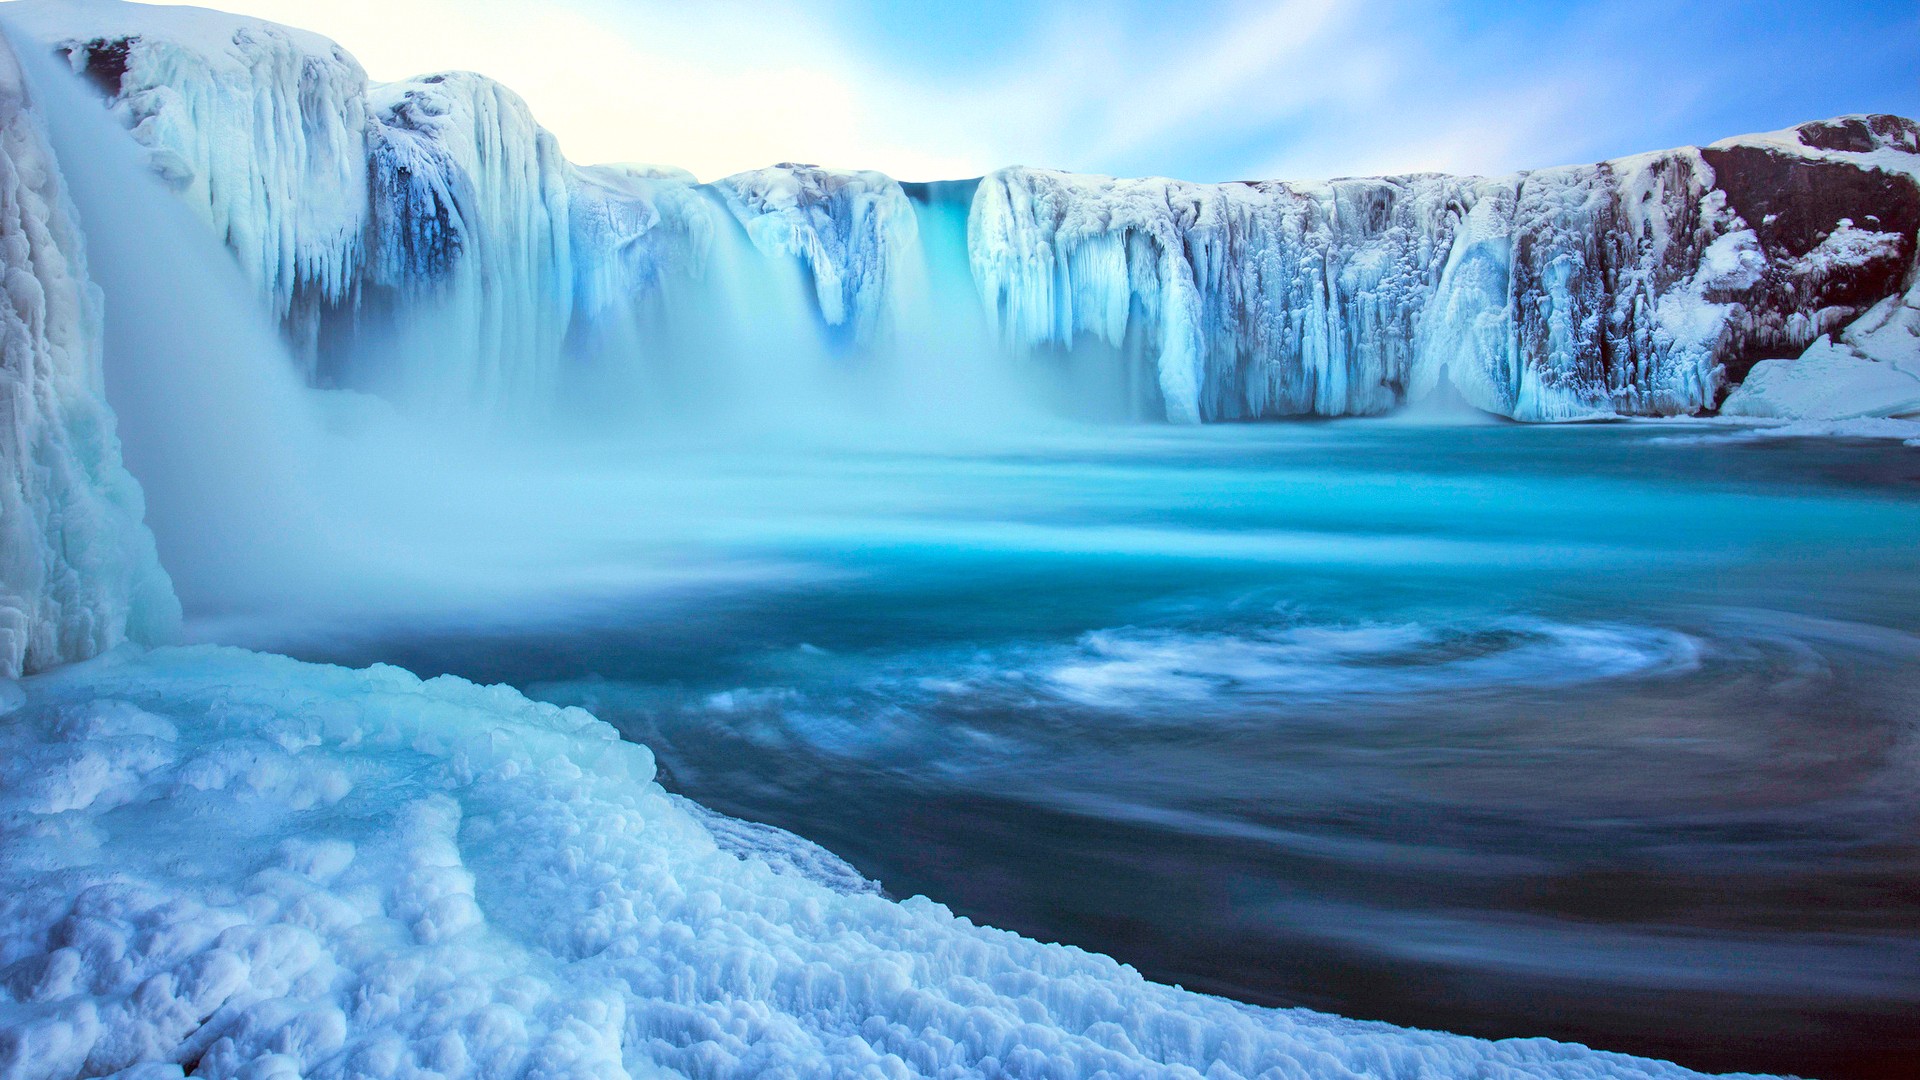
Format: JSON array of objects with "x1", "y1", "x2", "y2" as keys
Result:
[
  {"x1": 0, "y1": 31, "x2": 175, "y2": 678},
  {"x1": 0, "y1": 645, "x2": 1758, "y2": 1079},
  {"x1": 1721, "y1": 336, "x2": 1920, "y2": 420},
  {"x1": 1722, "y1": 274, "x2": 1920, "y2": 420}
]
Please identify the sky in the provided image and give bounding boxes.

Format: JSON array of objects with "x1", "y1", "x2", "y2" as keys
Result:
[{"x1": 141, "y1": 0, "x2": 1919, "y2": 183}]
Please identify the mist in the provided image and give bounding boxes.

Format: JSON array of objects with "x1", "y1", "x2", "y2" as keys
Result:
[{"x1": 9, "y1": 29, "x2": 1067, "y2": 648}]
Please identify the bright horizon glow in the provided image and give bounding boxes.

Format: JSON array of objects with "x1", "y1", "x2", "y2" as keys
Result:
[{"x1": 82, "y1": 0, "x2": 1920, "y2": 184}]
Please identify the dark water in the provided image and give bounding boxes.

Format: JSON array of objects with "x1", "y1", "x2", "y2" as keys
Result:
[{"x1": 278, "y1": 421, "x2": 1920, "y2": 1079}]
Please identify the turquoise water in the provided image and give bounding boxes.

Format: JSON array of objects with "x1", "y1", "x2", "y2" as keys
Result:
[{"x1": 281, "y1": 421, "x2": 1920, "y2": 1079}]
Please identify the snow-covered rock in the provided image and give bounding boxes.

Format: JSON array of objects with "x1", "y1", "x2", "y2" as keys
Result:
[
  {"x1": 1721, "y1": 265, "x2": 1920, "y2": 420},
  {"x1": 0, "y1": 644, "x2": 1765, "y2": 1079},
  {"x1": 1721, "y1": 336, "x2": 1920, "y2": 419},
  {"x1": 1836, "y1": 275, "x2": 1920, "y2": 376},
  {"x1": 0, "y1": 31, "x2": 175, "y2": 678}
]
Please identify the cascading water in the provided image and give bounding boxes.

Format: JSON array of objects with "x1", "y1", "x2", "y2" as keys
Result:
[
  {"x1": 887, "y1": 179, "x2": 1041, "y2": 428},
  {"x1": 5, "y1": 19, "x2": 333, "y2": 616},
  {"x1": 5, "y1": 23, "x2": 1043, "y2": 632}
]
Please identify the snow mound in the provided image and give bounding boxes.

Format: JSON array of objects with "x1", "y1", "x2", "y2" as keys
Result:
[
  {"x1": 1721, "y1": 274, "x2": 1920, "y2": 420},
  {"x1": 1721, "y1": 336, "x2": 1920, "y2": 420},
  {"x1": 0, "y1": 30, "x2": 176, "y2": 677},
  {"x1": 0, "y1": 646, "x2": 1758, "y2": 1079}
]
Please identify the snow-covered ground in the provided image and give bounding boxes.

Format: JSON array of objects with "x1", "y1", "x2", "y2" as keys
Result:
[{"x1": 0, "y1": 645, "x2": 1769, "y2": 1079}]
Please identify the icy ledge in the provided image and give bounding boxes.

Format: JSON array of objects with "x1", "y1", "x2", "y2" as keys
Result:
[{"x1": 0, "y1": 646, "x2": 1761, "y2": 1080}]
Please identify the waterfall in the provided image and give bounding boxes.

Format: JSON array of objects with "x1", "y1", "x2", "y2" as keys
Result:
[{"x1": 6, "y1": 21, "x2": 333, "y2": 617}]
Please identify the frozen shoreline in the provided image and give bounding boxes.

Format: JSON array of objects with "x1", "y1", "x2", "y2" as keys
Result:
[
  {"x1": 0, "y1": 645, "x2": 1764, "y2": 1079},
  {"x1": 1628, "y1": 414, "x2": 1920, "y2": 445}
]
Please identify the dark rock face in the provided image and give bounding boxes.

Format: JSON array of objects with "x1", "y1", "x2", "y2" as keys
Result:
[
  {"x1": 1701, "y1": 130, "x2": 1920, "y2": 381},
  {"x1": 1796, "y1": 114, "x2": 1920, "y2": 154},
  {"x1": 367, "y1": 93, "x2": 465, "y2": 288},
  {"x1": 69, "y1": 37, "x2": 133, "y2": 98},
  {"x1": 1704, "y1": 148, "x2": 1920, "y2": 258}
]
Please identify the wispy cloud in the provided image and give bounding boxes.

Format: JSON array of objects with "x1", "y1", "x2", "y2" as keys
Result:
[{"x1": 139, "y1": 0, "x2": 1920, "y2": 182}]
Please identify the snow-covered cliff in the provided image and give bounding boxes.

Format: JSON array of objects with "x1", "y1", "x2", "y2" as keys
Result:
[
  {"x1": 9, "y1": 1, "x2": 928, "y2": 418},
  {"x1": 24, "y1": 1, "x2": 370, "y2": 372},
  {"x1": 10, "y1": 0, "x2": 1920, "y2": 426},
  {"x1": 0, "y1": 30, "x2": 175, "y2": 678},
  {"x1": 972, "y1": 119, "x2": 1920, "y2": 423}
]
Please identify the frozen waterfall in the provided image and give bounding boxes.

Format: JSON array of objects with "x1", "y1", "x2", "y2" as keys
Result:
[
  {"x1": 0, "y1": 25, "x2": 174, "y2": 677},
  {"x1": 7, "y1": 0, "x2": 1919, "y2": 430}
]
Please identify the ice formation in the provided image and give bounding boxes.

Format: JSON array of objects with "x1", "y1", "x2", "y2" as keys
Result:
[
  {"x1": 8, "y1": 1, "x2": 928, "y2": 416},
  {"x1": 716, "y1": 164, "x2": 925, "y2": 347},
  {"x1": 0, "y1": 645, "x2": 1763, "y2": 1079},
  {"x1": 12, "y1": 0, "x2": 1919, "y2": 425},
  {"x1": 0, "y1": 31, "x2": 174, "y2": 678},
  {"x1": 355, "y1": 71, "x2": 574, "y2": 412},
  {"x1": 13, "y1": 0, "x2": 370, "y2": 375}
]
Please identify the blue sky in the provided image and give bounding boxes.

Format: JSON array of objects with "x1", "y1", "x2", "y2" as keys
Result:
[{"x1": 155, "y1": 0, "x2": 1919, "y2": 182}]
